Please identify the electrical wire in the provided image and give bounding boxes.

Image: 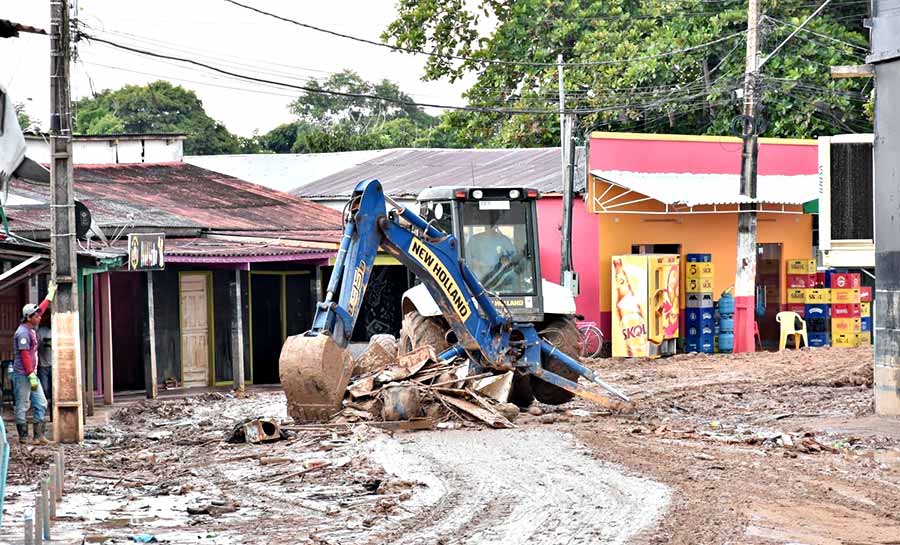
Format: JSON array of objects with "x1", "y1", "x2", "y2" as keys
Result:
[{"x1": 763, "y1": 15, "x2": 869, "y2": 52}]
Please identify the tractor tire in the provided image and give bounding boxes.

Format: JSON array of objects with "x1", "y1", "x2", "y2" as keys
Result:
[
  {"x1": 532, "y1": 316, "x2": 581, "y2": 405},
  {"x1": 399, "y1": 311, "x2": 450, "y2": 356},
  {"x1": 508, "y1": 374, "x2": 535, "y2": 408}
]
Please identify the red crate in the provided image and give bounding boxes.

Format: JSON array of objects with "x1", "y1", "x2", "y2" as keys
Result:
[
  {"x1": 784, "y1": 303, "x2": 806, "y2": 317},
  {"x1": 816, "y1": 271, "x2": 827, "y2": 286},
  {"x1": 787, "y1": 274, "x2": 816, "y2": 288},
  {"x1": 831, "y1": 303, "x2": 861, "y2": 318},
  {"x1": 860, "y1": 286, "x2": 873, "y2": 303},
  {"x1": 830, "y1": 273, "x2": 861, "y2": 289}
]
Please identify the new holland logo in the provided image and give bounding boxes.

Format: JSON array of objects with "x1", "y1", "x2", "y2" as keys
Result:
[
  {"x1": 347, "y1": 262, "x2": 366, "y2": 315},
  {"x1": 408, "y1": 238, "x2": 471, "y2": 320}
]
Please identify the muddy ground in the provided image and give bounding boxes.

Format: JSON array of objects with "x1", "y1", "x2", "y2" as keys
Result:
[{"x1": 2, "y1": 346, "x2": 899, "y2": 544}]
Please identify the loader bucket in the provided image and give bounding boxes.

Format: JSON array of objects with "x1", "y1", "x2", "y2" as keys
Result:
[{"x1": 280, "y1": 333, "x2": 352, "y2": 423}]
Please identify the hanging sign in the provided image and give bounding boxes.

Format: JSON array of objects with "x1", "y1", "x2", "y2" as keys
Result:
[{"x1": 128, "y1": 233, "x2": 165, "y2": 271}]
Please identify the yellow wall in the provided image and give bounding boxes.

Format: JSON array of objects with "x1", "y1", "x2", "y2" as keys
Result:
[{"x1": 597, "y1": 211, "x2": 813, "y2": 312}]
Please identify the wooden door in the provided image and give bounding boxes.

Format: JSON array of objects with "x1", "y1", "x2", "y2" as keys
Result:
[
  {"x1": 0, "y1": 290, "x2": 20, "y2": 362},
  {"x1": 180, "y1": 274, "x2": 210, "y2": 387}
]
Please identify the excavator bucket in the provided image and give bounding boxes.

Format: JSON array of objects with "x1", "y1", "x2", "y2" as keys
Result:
[{"x1": 279, "y1": 333, "x2": 352, "y2": 423}]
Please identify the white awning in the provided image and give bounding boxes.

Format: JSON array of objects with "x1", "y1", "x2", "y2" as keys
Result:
[{"x1": 591, "y1": 169, "x2": 819, "y2": 207}]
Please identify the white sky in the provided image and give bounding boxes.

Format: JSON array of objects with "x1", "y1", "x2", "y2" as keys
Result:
[{"x1": 1, "y1": 0, "x2": 480, "y2": 136}]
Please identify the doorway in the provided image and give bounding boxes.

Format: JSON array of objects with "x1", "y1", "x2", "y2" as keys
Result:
[
  {"x1": 632, "y1": 244, "x2": 681, "y2": 255},
  {"x1": 250, "y1": 271, "x2": 313, "y2": 384},
  {"x1": 110, "y1": 273, "x2": 146, "y2": 391},
  {"x1": 756, "y1": 243, "x2": 783, "y2": 347},
  {"x1": 179, "y1": 273, "x2": 212, "y2": 388}
]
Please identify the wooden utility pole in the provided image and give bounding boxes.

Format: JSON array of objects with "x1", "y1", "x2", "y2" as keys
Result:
[
  {"x1": 732, "y1": 0, "x2": 761, "y2": 354},
  {"x1": 49, "y1": 0, "x2": 84, "y2": 442}
]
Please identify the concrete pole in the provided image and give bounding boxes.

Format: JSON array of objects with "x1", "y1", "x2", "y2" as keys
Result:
[{"x1": 231, "y1": 270, "x2": 245, "y2": 392}]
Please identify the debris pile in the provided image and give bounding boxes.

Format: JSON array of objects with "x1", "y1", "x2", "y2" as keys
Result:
[{"x1": 336, "y1": 338, "x2": 520, "y2": 429}]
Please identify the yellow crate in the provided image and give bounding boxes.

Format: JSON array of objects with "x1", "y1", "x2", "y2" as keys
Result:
[
  {"x1": 859, "y1": 332, "x2": 872, "y2": 345},
  {"x1": 806, "y1": 288, "x2": 831, "y2": 303},
  {"x1": 787, "y1": 288, "x2": 806, "y2": 303},
  {"x1": 831, "y1": 288, "x2": 860, "y2": 304},
  {"x1": 860, "y1": 302, "x2": 871, "y2": 317},
  {"x1": 833, "y1": 333, "x2": 860, "y2": 348},
  {"x1": 686, "y1": 277, "x2": 714, "y2": 293},
  {"x1": 786, "y1": 259, "x2": 816, "y2": 274},
  {"x1": 831, "y1": 317, "x2": 861, "y2": 334},
  {"x1": 685, "y1": 262, "x2": 714, "y2": 279}
]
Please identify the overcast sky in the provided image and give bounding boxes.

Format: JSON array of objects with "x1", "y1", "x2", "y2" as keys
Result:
[{"x1": 1, "y1": 1, "x2": 480, "y2": 136}]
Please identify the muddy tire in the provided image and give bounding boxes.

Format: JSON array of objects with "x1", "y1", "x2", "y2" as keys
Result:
[
  {"x1": 532, "y1": 316, "x2": 581, "y2": 405},
  {"x1": 399, "y1": 311, "x2": 450, "y2": 356},
  {"x1": 508, "y1": 374, "x2": 534, "y2": 408}
]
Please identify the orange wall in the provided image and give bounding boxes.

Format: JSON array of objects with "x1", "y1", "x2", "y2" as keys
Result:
[{"x1": 597, "y1": 212, "x2": 813, "y2": 314}]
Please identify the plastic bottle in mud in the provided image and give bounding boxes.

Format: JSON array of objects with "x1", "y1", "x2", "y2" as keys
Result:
[{"x1": 613, "y1": 257, "x2": 648, "y2": 356}]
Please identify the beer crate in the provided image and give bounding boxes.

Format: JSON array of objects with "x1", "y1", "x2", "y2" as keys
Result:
[
  {"x1": 808, "y1": 332, "x2": 830, "y2": 347},
  {"x1": 804, "y1": 304, "x2": 829, "y2": 319},
  {"x1": 785, "y1": 303, "x2": 806, "y2": 317},
  {"x1": 686, "y1": 253, "x2": 711, "y2": 263},
  {"x1": 860, "y1": 302, "x2": 871, "y2": 317},
  {"x1": 787, "y1": 289, "x2": 806, "y2": 304},
  {"x1": 829, "y1": 272, "x2": 861, "y2": 289},
  {"x1": 831, "y1": 303, "x2": 861, "y2": 318},
  {"x1": 831, "y1": 288, "x2": 860, "y2": 304},
  {"x1": 787, "y1": 259, "x2": 816, "y2": 274},
  {"x1": 859, "y1": 332, "x2": 872, "y2": 345},
  {"x1": 686, "y1": 277, "x2": 714, "y2": 293},
  {"x1": 861, "y1": 316, "x2": 872, "y2": 332},
  {"x1": 787, "y1": 274, "x2": 817, "y2": 288},
  {"x1": 832, "y1": 317, "x2": 861, "y2": 334},
  {"x1": 686, "y1": 293, "x2": 714, "y2": 308},
  {"x1": 833, "y1": 333, "x2": 860, "y2": 348},
  {"x1": 685, "y1": 262, "x2": 714, "y2": 279},
  {"x1": 808, "y1": 317, "x2": 829, "y2": 333},
  {"x1": 860, "y1": 286, "x2": 873, "y2": 303},
  {"x1": 807, "y1": 289, "x2": 831, "y2": 303}
]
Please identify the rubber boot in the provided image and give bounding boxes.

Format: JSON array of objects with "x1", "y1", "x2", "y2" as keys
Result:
[
  {"x1": 16, "y1": 423, "x2": 30, "y2": 444},
  {"x1": 33, "y1": 422, "x2": 49, "y2": 445}
]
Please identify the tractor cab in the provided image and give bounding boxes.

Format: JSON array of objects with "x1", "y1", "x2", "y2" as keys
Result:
[{"x1": 417, "y1": 186, "x2": 546, "y2": 322}]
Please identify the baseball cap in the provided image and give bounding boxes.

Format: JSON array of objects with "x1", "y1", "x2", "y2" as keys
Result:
[{"x1": 21, "y1": 303, "x2": 41, "y2": 321}]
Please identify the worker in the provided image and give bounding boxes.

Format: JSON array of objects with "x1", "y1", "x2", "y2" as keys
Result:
[
  {"x1": 13, "y1": 282, "x2": 56, "y2": 444},
  {"x1": 37, "y1": 310, "x2": 53, "y2": 413},
  {"x1": 466, "y1": 222, "x2": 518, "y2": 290}
]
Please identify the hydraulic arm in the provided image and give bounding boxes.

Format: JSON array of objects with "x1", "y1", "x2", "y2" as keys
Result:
[{"x1": 279, "y1": 179, "x2": 629, "y2": 422}]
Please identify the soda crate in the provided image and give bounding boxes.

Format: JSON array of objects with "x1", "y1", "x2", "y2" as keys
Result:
[
  {"x1": 808, "y1": 332, "x2": 831, "y2": 347},
  {"x1": 816, "y1": 271, "x2": 831, "y2": 288},
  {"x1": 860, "y1": 286, "x2": 873, "y2": 303},
  {"x1": 804, "y1": 304, "x2": 829, "y2": 319},
  {"x1": 683, "y1": 333, "x2": 714, "y2": 353},
  {"x1": 785, "y1": 303, "x2": 806, "y2": 316},
  {"x1": 686, "y1": 277, "x2": 714, "y2": 293},
  {"x1": 685, "y1": 262, "x2": 714, "y2": 279},
  {"x1": 686, "y1": 253, "x2": 711, "y2": 263},
  {"x1": 833, "y1": 333, "x2": 860, "y2": 348},
  {"x1": 686, "y1": 293, "x2": 714, "y2": 308},
  {"x1": 832, "y1": 288, "x2": 860, "y2": 304},
  {"x1": 831, "y1": 303, "x2": 861, "y2": 318},
  {"x1": 787, "y1": 259, "x2": 816, "y2": 274},
  {"x1": 830, "y1": 272, "x2": 861, "y2": 289},
  {"x1": 861, "y1": 316, "x2": 872, "y2": 332},
  {"x1": 808, "y1": 317, "x2": 829, "y2": 333},
  {"x1": 787, "y1": 274, "x2": 817, "y2": 288},
  {"x1": 859, "y1": 332, "x2": 872, "y2": 345},
  {"x1": 832, "y1": 317, "x2": 861, "y2": 334},
  {"x1": 806, "y1": 288, "x2": 831, "y2": 303},
  {"x1": 860, "y1": 302, "x2": 871, "y2": 317}
]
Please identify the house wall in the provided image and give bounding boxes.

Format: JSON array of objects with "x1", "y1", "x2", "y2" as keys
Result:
[
  {"x1": 536, "y1": 196, "x2": 601, "y2": 323},
  {"x1": 25, "y1": 136, "x2": 184, "y2": 165},
  {"x1": 596, "y1": 211, "x2": 813, "y2": 337}
]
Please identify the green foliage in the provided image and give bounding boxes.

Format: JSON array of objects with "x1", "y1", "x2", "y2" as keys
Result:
[
  {"x1": 74, "y1": 81, "x2": 242, "y2": 155},
  {"x1": 14, "y1": 102, "x2": 36, "y2": 132},
  {"x1": 384, "y1": 0, "x2": 872, "y2": 145}
]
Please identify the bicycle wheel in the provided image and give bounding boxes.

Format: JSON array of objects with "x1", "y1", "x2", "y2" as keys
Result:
[{"x1": 578, "y1": 324, "x2": 604, "y2": 359}]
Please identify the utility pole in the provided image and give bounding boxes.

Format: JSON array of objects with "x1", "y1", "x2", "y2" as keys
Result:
[
  {"x1": 732, "y1": 0, "x2": 761, "y2": 354},
  {"x1": 557, "y1": 54, "x2": 579, "y2": 296},
  {"x1": 869, "y1": 0, "x2": 900, "y2": 415},
  {"x1": 49, "y1": 0, "x2": 84, "y2": 442}
]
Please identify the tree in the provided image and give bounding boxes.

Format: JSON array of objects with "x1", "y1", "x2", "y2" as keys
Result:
[
  {"x1": 384, "y1": 0, "x2": 872, "y2": 145},
  {"x1": 74, "y1": 81, "x2": 242, "y2": 155},
  {"x1": 14, "y1": 102, "x2": 37, "y2": 132}
]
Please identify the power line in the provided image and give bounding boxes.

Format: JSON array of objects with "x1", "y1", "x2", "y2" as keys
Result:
[
  {"x1": 221, "y1": 0, "x2": 745, "y2": 68},
  {"x1": 763, "y1": 15, "x2": 869, "y2": 52}
]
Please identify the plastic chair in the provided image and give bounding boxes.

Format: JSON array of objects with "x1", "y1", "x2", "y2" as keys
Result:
[{"x1": 776, "y1": 311, "x2": 808, "y2": 350}]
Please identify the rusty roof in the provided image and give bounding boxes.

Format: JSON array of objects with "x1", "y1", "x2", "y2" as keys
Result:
[
  {"x1": 6, "y1": 162, "x2": 343, "y2": 239},
  {"x1": 293, "y1": 147, "x2": 587, "y2": 199}
]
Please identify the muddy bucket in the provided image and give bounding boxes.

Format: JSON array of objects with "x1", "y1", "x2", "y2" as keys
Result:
[
  {"x1": 381, "y1": 382, "x2": 421, "y2": 421},
  {"x1": 280, "y1": 333, "x2": 352, "y2": 423}
]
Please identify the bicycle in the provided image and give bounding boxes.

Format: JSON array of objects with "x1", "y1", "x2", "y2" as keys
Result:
[{"x1": 576, "y1": 321, "x2": 606, "y2": 359}]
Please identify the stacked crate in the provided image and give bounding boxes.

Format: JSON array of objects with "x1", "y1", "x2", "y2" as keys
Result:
[
  {"x1": 684, "y1": 254, "x2": 714, "y2": 353},
  {"x1": 860, "y1": 286, "x2": 873, "y2": 345},
  {"x1": 786, "y1": 259, "x2": 831, "y2": 347},
  {"x1": 831, "y1": 272, "x2": 862, "y2": 347}
]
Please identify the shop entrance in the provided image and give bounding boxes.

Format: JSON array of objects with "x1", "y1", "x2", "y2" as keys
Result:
[
  {"x1": 756, "y1": 243, "x2": 783, "y2": 347},
  {"x1": 250, "y1": 271, "x2": 313, "y2": 384}
]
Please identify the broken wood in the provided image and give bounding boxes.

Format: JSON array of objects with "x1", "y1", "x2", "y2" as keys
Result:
[
  {"x1": 369, "y1": 418, "x2": 435, "y2": 431},
  {"x1": 434, "y1": 392, "x2": 514, "y2": 429}
]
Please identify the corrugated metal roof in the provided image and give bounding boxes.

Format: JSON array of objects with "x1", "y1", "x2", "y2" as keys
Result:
[
  {"x1": 294, "y1": 147, "x2": 586, "y2": 199},
  {"x1": 6, "y1": 162, "x2": 343, "y2": 238},
  {"x1": 185, "y1": 150, "x2": 392, "y2": 193},
  {"x1": 591, "y1": 170, "x2": 819, "y2": 206}
]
